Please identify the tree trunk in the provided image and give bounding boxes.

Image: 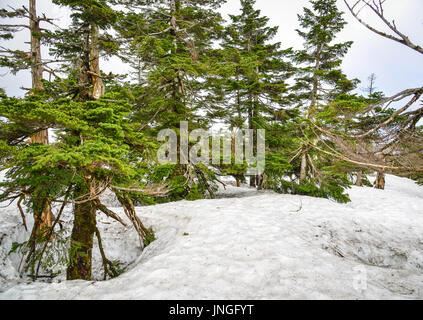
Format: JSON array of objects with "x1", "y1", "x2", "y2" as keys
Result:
[
  {"x1": 236, "y1": 71, "x2": 242, "y2": 126},
  {"x1": 308, "y1": 42, "x2": 322, "y2": 118},
  {"x1": 300, "y1": 151, "x2": 307, "y2": 182},
  {"x1": 248, "y1": 112, "x2": 256, "y2": 188},
  {"x1": 67, "y1": 21, "x2": 102, "y2": 280},
  {"x1": 356, "y1": 170, "x2": 363, "y2": 187},
  {"x1": 67, "y1": 183, "x2": 97, "y2": 280},
  {"x1": 90, "y1": 23, "x2": 105, "y2": 100},
  {"x1": 256, "y1": 174, "x2": 263, "y2": 190},
  {"x1": 77, "y1": 23, "x2": 92, "y2": 101},
  {"x1": 29, "y1": 0, "x2": 53, "y2": 230},
  {"x1": 300, "y1": 42, "x2": 322, "y2": 183},
  {"x1": 248, "y1": 93, "x2": 256, "y2": 188},
  {"x1": 29, "y1": 0, "x2": 43, "y2": 92},
  {"x1": 29, "y1": 0, "x2": 46, "y2": 139},
  {"x1": 249, "y1": 66, "x2": 260, "y2": 188},
  {"x1": 374, "y1": 171, "x2": 385, "y2": 190},
  {"x1": 249, "y1": 176, "x2": 256, "y2": 188}
]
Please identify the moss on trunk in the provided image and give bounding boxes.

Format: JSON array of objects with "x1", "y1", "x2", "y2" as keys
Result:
[{"x1": 67, "y1": 183, "x2": 97, "y2": 280}]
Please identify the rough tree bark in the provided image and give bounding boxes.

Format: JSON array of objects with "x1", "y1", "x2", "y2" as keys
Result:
[
  {"x1": 66, "y1": 182, "x2": 97, "y2": 280},
  {"x1": 89, "y1": 24, "x2": 105, "y2": 100},
  {"x1": 29, "y1": 0, "x2": 53, "y2": 231},
  {"x1": 29, "y1": 0, "x2": 44, "y2": 93},
  {"x1": 355, "y1": 170, "x2": 363, "y2": 187},
  {"x1": 374, "y1": 171, "x2": 385, "y2": 190},
  {"x1": 77, "y1": 23, "x2": 92, "y2": 101},
  {"x1": 67, "y1": 22, "x2": 103, "y2": 280}
]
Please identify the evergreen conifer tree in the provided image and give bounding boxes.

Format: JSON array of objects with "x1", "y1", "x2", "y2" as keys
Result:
[
  {"x1": 214, "y1": 0, "x2": 293, "y2": 188},
  {"x1": 0, "y1": 0, "x2": 57, "y2": 234},
  {"x1": 1, "y1": 0, "x2": 158, "y2": 280},
  {"x1": 289, "y1": 0, "x2": 359, "y2": 202},
  {"x1": 114, "y1": 0, "x2": 227, "y2": 200}
]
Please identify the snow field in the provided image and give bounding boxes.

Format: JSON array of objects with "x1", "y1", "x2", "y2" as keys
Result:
[{"x1": 0, "y1": 174, "x2": 422, "y2": 299}]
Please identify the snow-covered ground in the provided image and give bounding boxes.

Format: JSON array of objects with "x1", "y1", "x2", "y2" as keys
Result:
[{"x1": 0, "y1": 174, "x2": 422, "y2": 299}]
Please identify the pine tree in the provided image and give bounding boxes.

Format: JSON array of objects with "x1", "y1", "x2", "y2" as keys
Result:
[
  {"x1": 0, "y1": 0, "x2": 159, "y2": 280},
  {"x1": 0, "y1": 91, "x2": 160, "y2": 279},
  {"x1": 214, "y1": 0, "x2": 292, "y2": 188},
  {"x1": 0, "y1": 0, "x2": 57, "y2": 232},
  {"x1": 114, "y1": 0, "x2": 227, "y2": 200},
  {"x1": 288, "y1": 0, "x2": 359, "y2": 202},
  {"x1": 46, "y1": 0, "x2": 119, "y2": 101},
  {"x1": 48, "y1": 0, "x2": 118, "y2": 280}
]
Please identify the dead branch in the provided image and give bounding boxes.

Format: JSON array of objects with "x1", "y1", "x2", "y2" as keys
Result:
[
  {"x1": 110, "y1": 184, "x2": 169, "y2": 197},
  {"x1": 309, "y1": 133, "x2": 423, "y2": 173},
  {"x1": 95, "y1": 227, "x2": 119, "y2": 280},
  {"x1": 34, "y1": 186, "x2": 71, "y2": 277},
  {"x1": 115, "y1": 193, "x2": 154, "y2": 247},
  {"x1": 16, "y1": 196, "x2": 28, "y2": 231},
  {"x1": 348, "y1": 88, "x2": 423, "y2": 140},
  {"x1": 343, "y1": 0, "x2": 423, "y2": 55},
  {"x1": 93, "y1": 199, "x2": 128, "y2": 227},
  {"x1": 215, "y1": 178, "x2": 227, "y2": 190}
]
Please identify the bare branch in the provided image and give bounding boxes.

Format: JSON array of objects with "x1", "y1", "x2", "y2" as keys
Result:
[
  {"x1": 110, "y1": 184, "x2": 169, "y2": 197},
  {"x1": 343, "y1": 0, "x2": 423, "y2": 55},
  {"x1": 93, "y1": 199, "x2": 128, "y2": 227},
  {"x1": 343, "y1": 88, "x2": 423, "y2": 140},
  {"x1": 17, "y1": 196, "x2": 28, "y2": 231}
]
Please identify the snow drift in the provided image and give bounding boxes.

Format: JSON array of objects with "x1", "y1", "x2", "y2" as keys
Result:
[{"x1": 0, "y1": 174, "x2": 422, "y2": 299}]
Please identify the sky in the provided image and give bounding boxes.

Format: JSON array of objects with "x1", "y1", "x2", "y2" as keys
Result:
[{"x1": 0, "y1": 0, "x2": 422, "y2": 99}]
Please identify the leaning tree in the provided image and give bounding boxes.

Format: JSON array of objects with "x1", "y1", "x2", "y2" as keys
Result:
[{"x1": 307, "y1": 0, "x2": 423, "y2": 189}]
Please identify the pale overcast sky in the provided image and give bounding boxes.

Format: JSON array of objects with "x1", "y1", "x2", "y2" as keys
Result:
[{"x1": 0, "y1": 0, "x2": 422, "y2": 99}]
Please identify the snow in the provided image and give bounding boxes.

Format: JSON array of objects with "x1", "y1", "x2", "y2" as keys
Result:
[{"x1": 0, "y1": 174, "x2": 423, "y2": 299}]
